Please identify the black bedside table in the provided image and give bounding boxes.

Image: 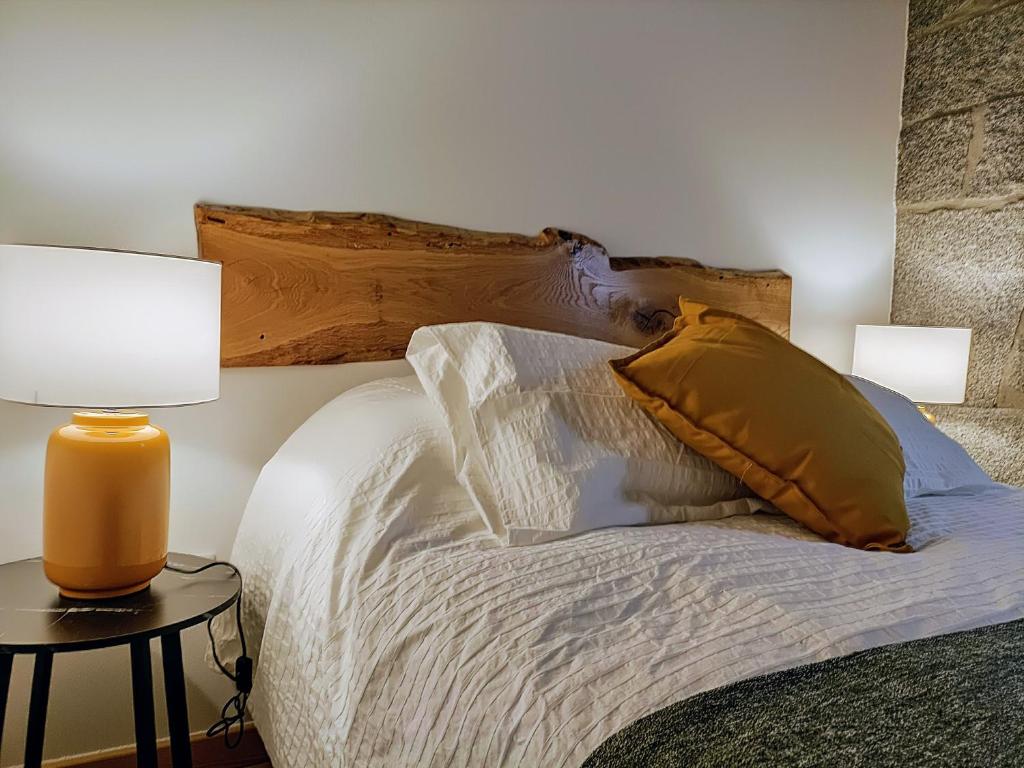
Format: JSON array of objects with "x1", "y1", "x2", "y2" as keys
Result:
[{"x1": 0, "y1": 553, "x2": 241, "y2": 768}]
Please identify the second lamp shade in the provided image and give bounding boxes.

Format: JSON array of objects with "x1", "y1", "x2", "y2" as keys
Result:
[{"x1": 852, "y1": 324, "x2": 971, "y2": 404}]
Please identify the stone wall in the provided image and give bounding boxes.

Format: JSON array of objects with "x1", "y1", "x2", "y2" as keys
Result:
[{"x1": 894, "y1": 0, "x2": 1024, "y2": 484}]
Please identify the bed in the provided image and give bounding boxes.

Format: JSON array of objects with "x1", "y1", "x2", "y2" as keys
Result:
[{"x1": 201, "y1": 205, "x2": 1024, "y2": 767}]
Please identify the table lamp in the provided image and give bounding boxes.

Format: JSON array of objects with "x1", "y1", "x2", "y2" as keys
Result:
[
  {"x1": 852, "y1": 324, "x2": 972, "y2": 423},
  {"x1": 0, "y1": 245, "x2": 221, "y2": 599}
]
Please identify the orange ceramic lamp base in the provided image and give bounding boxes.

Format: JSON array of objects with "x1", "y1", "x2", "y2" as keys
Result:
[{"x1": 43, "y1": 412, "x2": 170, "y2": 600}]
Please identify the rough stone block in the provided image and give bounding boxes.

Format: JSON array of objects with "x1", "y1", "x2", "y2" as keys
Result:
[
  {"x1": 892, "y1": 204, "x2": 1024, "y2": 406},
  {"x1": 909, "y1": 0, "x2": 970, "y2": 30},
  {"x1": 902, "y1": 5, "x2": 1024, "y2": 121},
  {"x1": 971, "y1": 94, "x2": 1024, "y2": 194},
  {"x1": 896, "y1": 113, "x2": 973, "y2": 202},
  {"x1": 933, "y1": 405, "x2": 1024, "y2": 485}
]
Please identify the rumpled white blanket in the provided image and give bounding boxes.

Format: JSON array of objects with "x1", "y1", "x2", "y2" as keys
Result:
[{"x1": 217, "y1": 376, "x2": 1024, "y2": 767}]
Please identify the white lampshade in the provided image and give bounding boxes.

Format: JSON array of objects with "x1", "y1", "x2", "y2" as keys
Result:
[
  {"x1": 852, "y1": 325, "x2": 971, "y2": 404},
  {"x1": 0, "y1": 245, "x2": 221, "y2": 408}
]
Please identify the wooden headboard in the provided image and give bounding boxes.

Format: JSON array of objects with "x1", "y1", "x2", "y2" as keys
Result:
[{"x1": 195, "y1": 204, "x2": 792, "y2": 367}]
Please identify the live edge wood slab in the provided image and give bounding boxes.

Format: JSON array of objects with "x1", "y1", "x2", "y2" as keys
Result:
[{"x1": 195, "y1": 204, "x2": 792, "y2": 367}]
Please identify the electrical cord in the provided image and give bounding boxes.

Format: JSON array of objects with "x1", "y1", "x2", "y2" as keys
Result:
[{"x1": 163, "y1": 560, "x2": 252, "y2": 749}]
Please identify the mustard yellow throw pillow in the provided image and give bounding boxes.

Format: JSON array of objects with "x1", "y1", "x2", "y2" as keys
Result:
[{"x1": 609, "y1": 300, "x2": 910, "y2": 552}]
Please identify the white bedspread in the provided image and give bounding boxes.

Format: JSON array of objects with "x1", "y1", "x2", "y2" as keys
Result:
[{"x1": 221, "y1": 376, "x2": 1024, "y2": 768}]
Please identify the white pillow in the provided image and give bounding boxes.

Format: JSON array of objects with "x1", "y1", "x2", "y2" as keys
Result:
[
  {"x1": 406, "y1": 322, "x2": 767, "y2": 545},
  {"x1": 846, "y1": 375, "x2": 991, "y2": 497}
]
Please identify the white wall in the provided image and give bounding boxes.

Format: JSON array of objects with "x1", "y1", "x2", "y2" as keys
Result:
[{"x1": 0, "y1": 0, "x2": 907, "y2": 761}]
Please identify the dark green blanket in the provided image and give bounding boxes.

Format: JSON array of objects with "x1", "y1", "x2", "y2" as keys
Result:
[{"x1": 585, "y1": 619, "x2": 1024, "y2": 768}]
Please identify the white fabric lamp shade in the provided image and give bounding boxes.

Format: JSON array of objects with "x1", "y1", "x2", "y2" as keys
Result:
[
  {"x1": 852, "y1": 325, "x2": 971, "y2": 404},
  {"x1": 0, "y1": 244, "x2": 221, "y2": 408}
]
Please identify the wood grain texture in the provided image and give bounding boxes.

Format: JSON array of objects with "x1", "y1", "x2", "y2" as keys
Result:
[{"x1": 196, "y1": 204, "x2": 792, "y2": 367}]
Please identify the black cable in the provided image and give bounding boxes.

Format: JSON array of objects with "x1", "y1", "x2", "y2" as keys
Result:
[{"x1": 163, "y1": 560, "x2": 251, "y2": 749}]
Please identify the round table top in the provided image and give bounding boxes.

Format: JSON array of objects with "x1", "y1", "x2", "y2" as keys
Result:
[{"x1": 0, "y1": 553, "x2": 241, "y2": 653}]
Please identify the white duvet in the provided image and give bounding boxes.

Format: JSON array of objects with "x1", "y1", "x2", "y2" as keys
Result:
[{"x1": 221, "y1": 376, "x2": 1024, "y2": 768}]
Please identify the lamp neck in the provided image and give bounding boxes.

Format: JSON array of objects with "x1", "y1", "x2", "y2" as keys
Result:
[
  {"x1": 916, "y1": 404, "x2": 937, "y2": 425},
  {"x1": 72, "y1": 411, "x2": 150, "y2": 428}
]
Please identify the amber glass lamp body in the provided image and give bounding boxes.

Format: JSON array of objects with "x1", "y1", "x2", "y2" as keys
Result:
[{"x1": 44, "y1": 412, "x2": 170, "y2": 599}]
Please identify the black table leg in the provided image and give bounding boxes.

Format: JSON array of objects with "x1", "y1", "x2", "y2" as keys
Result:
[
  {"x1": 160, "y1": 634, "x2": 192, "y2": 765},
  {"x1": 161, "y1": 631, "x2": 193, "y2": 767},
  {"x1": 130, "y1": 639, "x2": 158, "y2": 768},
  {"x1": 0, "y1": 653, "x2": 12, "y2": 748},
  {"x1": 24, "y1": 650, "x2": 52, "y2": 768}
]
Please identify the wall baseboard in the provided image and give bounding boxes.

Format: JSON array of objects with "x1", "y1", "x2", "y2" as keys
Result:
[{"x1": 43, "y1": 728, "x2": 269, "y2": 768}]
